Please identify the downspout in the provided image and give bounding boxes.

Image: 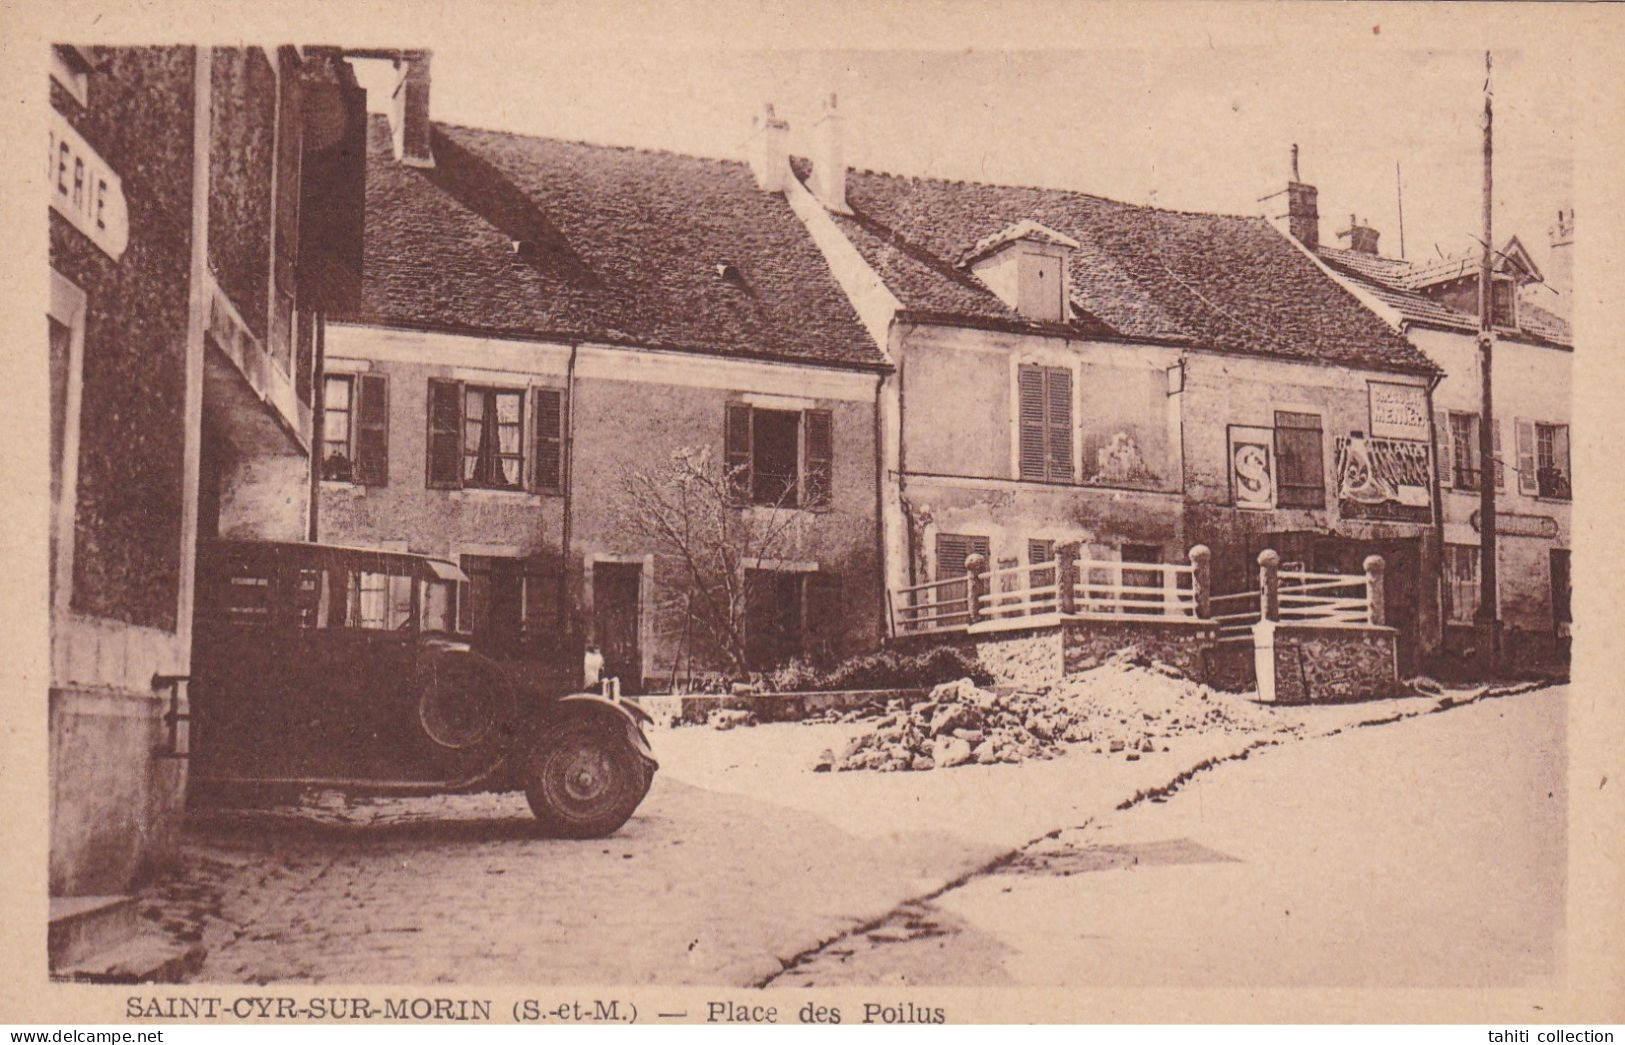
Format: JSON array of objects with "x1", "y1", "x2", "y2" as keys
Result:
[
  {"x1": 897, "y1": 332, "x2": 914, "y2": 587},
  {"x1": 307, "y1": 310, "x2": 326, "y2": 541},
  {"x1": 557, "y1": 342, "x2": 579, "y2": 644}
]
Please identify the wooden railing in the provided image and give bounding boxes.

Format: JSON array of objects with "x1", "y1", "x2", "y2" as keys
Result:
[
  {"x1": 890, "y1": 544, "x2": 1213, "y2": 637},
  {"x1": 1209, "y1": 551, "x2": 1387, "y2": 644}
]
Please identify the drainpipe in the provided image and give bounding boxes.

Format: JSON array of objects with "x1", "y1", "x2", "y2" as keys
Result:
[
  {"x1": 307, "y1": 310, "x2": 326, "y2": 542},
  {"x1": 557, "y1": 342, "x2": 579, "y2": 644}
]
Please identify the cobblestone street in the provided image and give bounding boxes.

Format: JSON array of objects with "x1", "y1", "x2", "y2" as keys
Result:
[{"x1": 141, "y1": 687, "x2": 1513, "y2": 986}]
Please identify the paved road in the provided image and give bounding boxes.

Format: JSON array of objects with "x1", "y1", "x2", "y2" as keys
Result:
[{"x1": 776, "y1": 686, "x2": 1566, "y2": 989}]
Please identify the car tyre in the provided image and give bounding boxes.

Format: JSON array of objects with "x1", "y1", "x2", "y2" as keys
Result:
[{"x1": 524, "y1": 718, "x2": 645, "y2": 838}]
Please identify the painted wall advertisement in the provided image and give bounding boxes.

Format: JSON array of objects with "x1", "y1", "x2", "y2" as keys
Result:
[
  {"x1": 1335, "y1": 435, "x2": 1433, "y2": 523},
  {"x1": 1367, "y1": 381, "x2": 1430, "y2": 441},
  {"x1": 1229, "y1": 425, "x2": 1275, "y2": 510}
]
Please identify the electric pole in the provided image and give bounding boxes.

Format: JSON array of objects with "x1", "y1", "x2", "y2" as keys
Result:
[{"x1": 1476, "y1": 50, "x2": 1501, "y2": 675}]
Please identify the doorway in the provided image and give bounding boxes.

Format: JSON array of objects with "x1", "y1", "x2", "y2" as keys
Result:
[{"x1": 592, "y1": 562, "x2": 643, "y2": 695}]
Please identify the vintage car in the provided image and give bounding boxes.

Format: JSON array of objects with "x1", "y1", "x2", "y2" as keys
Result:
[{"x1": 188, "y1": 539, "x2": 657, "y2": 837}]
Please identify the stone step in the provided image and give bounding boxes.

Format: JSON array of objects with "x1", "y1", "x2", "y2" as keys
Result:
[{"x1": 48, "y1": 894, "x2": 139, "y2": 971}]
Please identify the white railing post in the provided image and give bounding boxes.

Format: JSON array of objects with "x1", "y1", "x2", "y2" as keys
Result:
[
  {"x1": 1189, "y1": 544, "x2": 1212, "y2": 619},
  {"x1": 1363, "y1": 555, "x2": 1386, "y2": 626}
]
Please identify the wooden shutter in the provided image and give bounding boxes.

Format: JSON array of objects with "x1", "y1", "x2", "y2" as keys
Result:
[
  {"x1": 1515, "y1": 419, "x2": 1538, "y2": 495},
  {"x1": 534, "y1": 387, "x2": 565, "y2": 492},
  {"x1": 353, "y1": 373, "x2": 390, "y2": 486},
  {"x1": 1045, "y1": 367, "x2": 1073, "y2": 482},
  {"x1": 804, "y1": 408, "x2": 833, "y2": 509},
  {"x1": 724, "y1": 403, "x2": 752, "y2": 503},
  {"x1": 1017, "y1": 365, "x2": 1046, "y2": 481},
  {"x1": 426, "y1": 379, "x2": 463, "y2": 489},
  {"x1": 936, "y1": 533, "x2": 991, "y2": 577},
  {"x1": 1437, "y1": 414, "x2": 1455, "y2": 490},
  {"x1": 802, "y1": 571, "x2": 844, "y2": 661}
]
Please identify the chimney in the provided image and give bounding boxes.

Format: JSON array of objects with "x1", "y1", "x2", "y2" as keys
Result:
[
  {"x1": 809, "y1": 93, "x2": 851, "y2": 215},
  {"x1": 747, "y1": 103, "x2": 789, "y2": 192},
  {"x1": 1547, "y1": 207, "x2": 1574, "y2": 314},
  {"x1": 1336, "y1": 213, "x2": 1381, "y2": 255},
  {"x1": 390, "y1": 50, "x2": 434, "y2": 168},
  {"x1": 1262, "y1": 144, "x2": 1319, "y2": 249}
]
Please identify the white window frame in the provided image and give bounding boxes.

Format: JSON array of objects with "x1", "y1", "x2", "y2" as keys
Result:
[{"x1": 51, "y1": 46, "x2": 90, "y2": 108}]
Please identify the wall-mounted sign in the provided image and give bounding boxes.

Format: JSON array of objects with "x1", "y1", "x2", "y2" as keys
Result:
[
  {"x1": 1335, "y1": 435, "x2": 1432, "y2": 523},
  {"x1": 1368, "y1": 381, "x2": 1430, "y2": 441},
  {"x1": 48, "y1": 111, "x2": 127, "y2": 261},
  {"x1": 1229, "y1": 425, "x2": 1276, "y2": 511},
  {"x1": 1469, "y1": 510, "x2": 1560, "y2": 540}
]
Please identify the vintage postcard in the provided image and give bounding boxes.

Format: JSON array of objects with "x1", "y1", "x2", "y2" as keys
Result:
[{"x1": 2, "y1": 0, "x2": 1622, "y2": 1029}]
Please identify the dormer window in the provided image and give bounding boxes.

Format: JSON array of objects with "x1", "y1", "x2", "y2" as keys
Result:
[
  {"x1": 961, "y1": 219, "x2": 1079, "y2": 324},
  {"x1": 1017, "y1": 251, "x2": 1066, "y2": 322}
]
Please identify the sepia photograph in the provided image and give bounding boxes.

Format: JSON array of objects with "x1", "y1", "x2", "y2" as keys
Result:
[{"x1": 4, "y1": 0, "x2": 1623, "y2": 1030}]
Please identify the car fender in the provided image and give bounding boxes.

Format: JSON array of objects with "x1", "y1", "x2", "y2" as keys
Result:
[{"x1": 555, "y1": 693, "x2": 658, "y2": 765}]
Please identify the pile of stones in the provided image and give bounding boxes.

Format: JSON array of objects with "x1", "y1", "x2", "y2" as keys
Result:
[{"x1": 816, "y1": 649, "x2": 1283, "y2": 773}]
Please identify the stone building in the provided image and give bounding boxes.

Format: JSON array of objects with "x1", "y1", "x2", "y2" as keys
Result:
[
  {"x1": 766, "y1": 99, "x2": 1445, "y2": 672},
  {"x1": 314, "y1": 67, "x2": 886, "y2": 690},
  {"x1": 47, "y1": 44, "x2": 360, "y2": 972},
  {"x1": 1304, "y1": 202, "x2": 1574, "y2": 668}
]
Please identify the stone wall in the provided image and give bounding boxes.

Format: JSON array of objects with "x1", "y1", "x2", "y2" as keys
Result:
[
  {"x1": 1061, "y1": 617, "x2": 1218, "y2": 682},
  {"x1": 1206, "y1": 642, "x2": 1258, "y2": 692},
  {"x1": 1266, "y1": 622, "x2": 1399, "y2": 703},
  {"x1": 971, "y1": 625, "x2": 1065, "y2": 688}
]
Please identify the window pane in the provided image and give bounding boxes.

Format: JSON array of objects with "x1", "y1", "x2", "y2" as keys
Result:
[
  {"x1": 464, "y1": 391, "x2": 485, "y2": 420},
  {"x1": 751, "y1": 409, "x2": 800, "y2": 506},
  {"x1": 496, "y1": 393, "x2": 521, "y2": 423},
  {"x1": 498, "y1": 422, "x2": 520, "y2": 455},
  {"x1": 500, "y1": 458, "x2": 520, "y2": 486}
]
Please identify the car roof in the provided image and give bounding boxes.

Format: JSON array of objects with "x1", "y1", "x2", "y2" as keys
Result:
[{"x1": 200, "y1": 539, "x2": 469, "y2": 583}]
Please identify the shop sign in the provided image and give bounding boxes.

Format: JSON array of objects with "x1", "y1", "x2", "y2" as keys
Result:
[
  {"x1": 1469, "y1": 510, "x2": 1559, "y2": 539},
  {"x1": 1229, "y1": 425, "x2": 1275, "y2": 511},
  {"x1": 48, "y1": 111, "x2": 127, "y2": 261},
  {"x1": 1335, "y1": 435, "x2": 1432, "y2": 523},
  {"x1": 1368, "y1": 381, "x2": 1430, "y2": 441}
]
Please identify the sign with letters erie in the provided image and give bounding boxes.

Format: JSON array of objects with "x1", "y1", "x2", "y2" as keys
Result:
[
  {"x1": 48, "y1": 111, "x2": 128, "y2": 261},
  {"x1": 1368, "y1": 381, "x2": 1430, "y2": 441},
  {"x1": 1229, "y1": 425, "x2": 1276, "y2": 510}
]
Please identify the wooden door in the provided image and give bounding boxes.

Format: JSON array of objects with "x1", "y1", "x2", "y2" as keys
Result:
[{"x1": 593, "y1": 563, "x2": 643, "y2": 695}]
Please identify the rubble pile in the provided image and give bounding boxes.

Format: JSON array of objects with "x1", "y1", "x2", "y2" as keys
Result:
[{"x1": 817, "y1": 649, "x2": 1285, "y2": 773}]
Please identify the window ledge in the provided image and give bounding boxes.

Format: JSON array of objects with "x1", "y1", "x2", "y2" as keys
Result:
[
  {"x1": 321, "y1": 480, "x2": 365, "y2": 494},
  {"x1": 446, "y1": 488, "x2": 544, "y2": 506}
]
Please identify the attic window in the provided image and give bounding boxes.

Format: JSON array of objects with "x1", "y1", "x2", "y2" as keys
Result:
[
  {"x1": 1491, "y1": 277, "x2": 1517, "y2": 329},
  {"x1": 1017, "y1": 251, "x2": 1066, "y2": 323}
]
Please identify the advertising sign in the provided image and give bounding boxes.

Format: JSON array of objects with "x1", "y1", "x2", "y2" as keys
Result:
[
  {"x1": 1229, "y1": 425, "x2": 1276, "y2": 511},
  {"x1": 1335, "y1": 435, "x2": 1433, "y2": 523},
  {"x1": 1367, "y1": 381, "x2": 1430, "y2": 441},
  {"x1": 48, "y1": 111, "x2": 128, "y2": 261}
]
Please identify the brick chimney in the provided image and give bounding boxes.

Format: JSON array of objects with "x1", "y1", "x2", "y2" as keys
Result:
[
  {"x1": 390, "y1": 50, "x2": 434, "y2": 168},
  {"x1": 747, "y1": 103, "x2": 789, "y2": 192},
  {"x1": 809, "y1": 93, "x2": 851, "y2": 215},
  {"x1": 1262, "y1": 144, "x2": 1319, "y2": 249},
  {"x1": 1337, "y1": 214, "x2": 1381, "y2": 255}
]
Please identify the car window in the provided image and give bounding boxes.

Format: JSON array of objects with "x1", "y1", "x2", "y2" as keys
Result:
[
  {"x1": 290, "y1": 567, "x2": 331, "y2": 628},
  {"x1": 421, "y1": 578, "x2": 459, "y2": 633},
  {"x1": 221, "y1": 573, "x2": 271, "y2": 622},
  {"x1": 348, "y1": 570, "x2": 413, "y2": 630}
]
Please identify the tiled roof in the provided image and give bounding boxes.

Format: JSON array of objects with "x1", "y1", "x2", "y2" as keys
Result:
[
  {"x1": 801, "y1": 163, "x2": 1439, "y2": 374},
  {"x1": 1318, "y1": 245, "x2": 1572, "y2": 348},
  {"x1": 335, "y1": 117, "x2": 885, "y2": 369}
]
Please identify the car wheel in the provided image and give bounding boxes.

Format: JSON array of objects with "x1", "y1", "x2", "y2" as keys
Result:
[{"x1": 524, "y1": 719, "x2": 646, "y2": 838}]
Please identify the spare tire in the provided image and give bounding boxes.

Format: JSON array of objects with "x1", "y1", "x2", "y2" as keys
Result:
[{"x1": 413, "y1": 645, "x2": 515, "y2": 774}]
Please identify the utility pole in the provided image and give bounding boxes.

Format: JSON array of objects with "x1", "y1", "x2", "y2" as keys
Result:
[
  {"x1": 1476, "y1": 50, "x2": 1501, "y2": 675},
  {"x1": 1395, "y1": 160, "x2": 1407, "y2": 260}
]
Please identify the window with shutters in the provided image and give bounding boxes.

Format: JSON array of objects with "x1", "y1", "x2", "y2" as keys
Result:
[
  {"x1": 425, "y1": 380, "x2": 528, "y2": 491},
  {"x1": 1444, "y1": 411, "x2": 1502, "y2": 492},
  {"x1": 744, "y1": 569, "x2": 841, "y2": 669},
  {"x1": 322, "y1": 373, "x2": 389, "y2": 485},
  {"x1": 1017, "y1": 364, "x2": 1073, "y2": 483},
  {"x1": 1535, "y1": 422, "x2": 1571, "y2": 500},
  {"x1": 1273, "y1": 411, "x2": 1324, "y2": 508},
  {"x1": 723, "y1": 403, "x2": 835, "y2": 509},
  {"x1": 456, "y1": 554, "x2": 550, "y2": 656}
]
